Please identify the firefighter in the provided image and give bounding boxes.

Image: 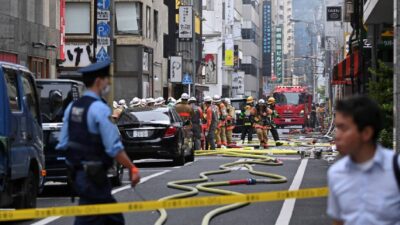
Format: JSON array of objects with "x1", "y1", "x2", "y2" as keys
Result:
[
  {"x1": 254, "y1": 99, "x2": 272, "y2": 149},
  {"x1": 189, "y1": 97, "x2": 203, "y2": 150},
  {"x1": 267, "y1": 97, "x2": 283, "y2": 146},
  {"x1": 204, "y1": 96, "x2": 218, "y2": 150},
  {"x1": 213, "y1": 95, "x2": 227, "y2": 147},
  {"x1": 175, "y1": 93, "x2": 194, "y2": 122},
  {"x1": 240, "y1": 96, "x2": 256, "y2": 144},
  {"x1": 223, "y1": 98, "x2": 236, "y2": 146},
  {"x1": 167, "y1": 97, "x2": 176, "y2": 108}
]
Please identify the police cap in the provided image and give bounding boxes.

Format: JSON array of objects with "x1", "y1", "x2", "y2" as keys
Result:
[{"x1": 78, "y1": 59, "x2": 111, "y2": 78}]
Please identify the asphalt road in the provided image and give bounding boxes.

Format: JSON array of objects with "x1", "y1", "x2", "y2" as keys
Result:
[{"x1": 5, "y1": 129, "x2": 333, "y2": 225}]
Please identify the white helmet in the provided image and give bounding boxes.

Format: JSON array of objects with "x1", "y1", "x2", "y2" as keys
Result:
[
  {"x1": 155, "y1": 97, "x2": 165, "y2": 106},
  {"x1": 181, "y1": 93, "x2": 190, "y2": 100},
  {"x1": 140, "y1": 98, "x2": 147, "y2": 106},
  {"x1": 188, "y1": 97, "x2": 197, "y2": 103},
  {"x1": 204, "y1": 96, "x2": 212, "y2": 103},
  {"x1": 129, "y1": 97, "x2": 141, "y2": 107},
  {"x1": 258, "y1": 99, "x2": 266, "y2": 104},
  {"x1": 168, "y1": 97, "x2": 176, "y2": 104},
  {"x1": 113, "y1": 101, "x2": 118, "y2": 109},
  {"x1": 146, "y1": 98, "x2": 156, "y2": 105},
  {"x1": 118, "y1": 99, "x2": 126, "y2": 105},
  {"x1": 213, "y1": 95, "x2": 221, "y2": 103},
  {"x1": 224, "y1": 98, "x2": 231, "y2": 105}
]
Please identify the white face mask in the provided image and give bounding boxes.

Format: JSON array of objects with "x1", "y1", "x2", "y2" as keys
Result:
[{"x1": 101, "y1": 84, "x2": 111, "y2": 97}]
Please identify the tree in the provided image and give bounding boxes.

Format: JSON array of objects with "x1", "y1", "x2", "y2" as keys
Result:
[{"x1": 368, "y1": 61, "x2": 393, "y2": 148}]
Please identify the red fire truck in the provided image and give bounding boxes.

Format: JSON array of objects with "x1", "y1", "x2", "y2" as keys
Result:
[{"x1": 271, "y1": 86, "x2": 312, "y2": 128}]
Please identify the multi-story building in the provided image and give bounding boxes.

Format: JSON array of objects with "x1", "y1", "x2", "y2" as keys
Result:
[
  {"x1": 61, "y1": 0, "x2": 168, "y2": 100},
  {"x1": 0, "y1": 0, "x2": 61, "y2": 78},
  {"x1": 202, "y1": 0, "x2": 245, "y2": 97}
]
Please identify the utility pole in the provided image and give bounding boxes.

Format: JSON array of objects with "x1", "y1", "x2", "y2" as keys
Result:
[
  {"x1": 192, "y1": 4, "x2": 196, "y2": 97},
  {"x1": 394, "y1": 0, "x2": 400, "y2": 152}
]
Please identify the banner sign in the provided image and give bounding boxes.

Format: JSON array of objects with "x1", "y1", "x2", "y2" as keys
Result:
[
  {"x1": 179, "y1": 6, "x2": 193, "y2": 39},
  {"x1": 170, "y1": 56, "x2": 183, "y2": 82},
  {"x1": 275, "y1": 25, "x2": 283, "y2": 83},
  {"x1": 262, "y1": 1, "x2": 272, "y2": 77},
  {"x1": 205, "y1": 54, "x2": 217, "y2": 84},
  {"x1": 327, "y1": 6, "x2": 342, "y2": 21}
]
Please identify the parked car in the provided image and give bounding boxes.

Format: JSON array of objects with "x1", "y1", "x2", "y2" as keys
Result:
[
  {"x1": 117, "y1": 106, "x2": 194, "y2": 166},
  {"x1": 230, "y1": 98, "x2": 247, "y2": 134},
  {"x1": 36, "y1": 79, "x2": 124, "y2": 186},
  {"x1": 0, "y1": 61, "x2": 44, "y2": 208}
]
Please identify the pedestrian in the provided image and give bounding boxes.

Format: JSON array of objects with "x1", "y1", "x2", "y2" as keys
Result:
[
  {"x1": 240, "y1": 96, "x2": 256, "y2": 144},
  {"x1": 327, "y1": 95, "x2": 400, "y2": 225},
  {"x1": 204, "y1": 96, "x2": 218, "y2": 150},
  {"x1": 317, "y1": 103, "x2": 325, "y2": 130},
  {"x1": 213, "y1": 95, "x2": 227, "y2": 147},
  {"x1": 267, "y1": 97, "x2": 283, "y2": 146},
  {"x1": 223, "y1": 98, "x2": 236, "y2": 146},
  {"x1": 56, "y1": 59, "x2": 141, "y2": 225},
  {"x1": 189, "y1": 97, "x2": 203, "y2": 150}
]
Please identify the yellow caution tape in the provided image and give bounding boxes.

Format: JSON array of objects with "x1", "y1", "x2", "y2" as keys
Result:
[
  {"x1": 195, "y1": 149, "x2": 299, "y2": 155},
  {"x1": 0, "y1": 187, "x2": 328, "y2": 222}
]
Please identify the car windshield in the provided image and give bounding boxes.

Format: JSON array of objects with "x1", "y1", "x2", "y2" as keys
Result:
[
  {"x1": 118, "y1": 107, "x2": 171, "y2": 125},
  {"x1": 273, "y1": 92, "x2": 302, "y2": 105},
  {"x1": 231, "y1": 100, "x2": 246, "y2": 111},
  {"x1": 38, "y1": 83, "x2": 75, "y2": 123}
]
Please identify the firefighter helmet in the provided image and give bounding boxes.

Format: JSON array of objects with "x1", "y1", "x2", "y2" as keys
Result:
[
  {"x1": 181, "y1": 93, "x2": 190, "y2": 100},
  {"x1": 188, "y1": 97, "x2": 197, "y2": 103},
  {"x1": 246, "y1": 96, "x2": 254, "y2": 104},
  {"x1": 258, "y1": 99, "x2": 265, "y2": 104},
  {"x1": 213, "y1": 95, "x2": 221, "y2": 103},
  {"x1": 204, "y1": 96, "x2": 212, "y2": 103},
  {"x1": 267, "y1": 97, "x2": 276, "y2": 104}
]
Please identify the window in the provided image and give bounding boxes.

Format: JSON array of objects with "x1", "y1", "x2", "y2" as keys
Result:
[
  {"x1": 66, "y1": 2, "x2": 90, "y2": 34},
  {"x1": 115, "y1": 2, "x2": 142, "y2": 35},
  {"x1": 29, "y1": 57, "x2": 48, "y2": 79},
  {"x1": 153, "y1": 10, "x2": 158, "y2": 41},
  {"x1": 146, "y1": 6, "x2": 151, "y2": 39},
  {"x1": 21, "y1": 74, "x2": 39, "y2": 121},
  {"x1": 4, "y1": 68, "x2": 20, "y2": 112}
]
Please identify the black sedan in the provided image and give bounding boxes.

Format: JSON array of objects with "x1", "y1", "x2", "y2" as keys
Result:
[{"x1": 117, "y1": 106, "x2": 194, "y2": 166}]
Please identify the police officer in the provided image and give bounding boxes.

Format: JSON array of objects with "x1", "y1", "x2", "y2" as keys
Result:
[
  {"x1": 56, "y1": 59, "x2": 140, "y2": 225},
  {"x1": 189, "y1": 97, "x2": 203, "y2": 150}
]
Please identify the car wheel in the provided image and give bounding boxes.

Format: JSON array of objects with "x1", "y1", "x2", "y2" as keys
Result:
[
  {"x1": 173, "y1": 140, "x2": 185, "y2": 166},
  {"x1": 14, "y1": 170, "x2": 37, "y2": 209},
  {"x1": 111, "y1": 163, "x2": 124, "y2": 187}
]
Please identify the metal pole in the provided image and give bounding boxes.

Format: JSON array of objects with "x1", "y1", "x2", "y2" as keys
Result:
[
  {"x1": 93, "y1": 0, "x2": 98, "y2": 63},
  {"x1": 395, "y1": 0, "x2": 400, "y2": 152},
  {"x1": 192, "y1": 5, "x2": 196, "y2": 97}
]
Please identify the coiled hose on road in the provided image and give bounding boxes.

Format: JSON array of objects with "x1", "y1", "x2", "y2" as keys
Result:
[{"x1": 154, "y1": 150, "x2": 288, "y2": 225}]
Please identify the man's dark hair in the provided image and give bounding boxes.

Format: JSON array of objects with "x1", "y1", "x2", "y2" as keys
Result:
[
  {"x1": 335, "y1": 95, "x2": 383, "y2": 143},
  {"x1": 82, "y1": 67, "x2": 109, "y2": 87}
]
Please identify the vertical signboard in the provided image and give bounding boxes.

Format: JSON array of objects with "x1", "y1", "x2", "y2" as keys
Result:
[
  {"x1": 234, "y1": 45, "x2": 240, "y2": 69},
  {"x1": 225, "y1": 0, "x2": 234, "y2": 26},
  {"x1": 262, "y1": 1, "x2": 272, "y2": 77},
  {"x1": 170, "y1": 56, "x2": 182, "y2": 82},
  {"x1": 275, "y1": 25, "x2": 283, "y2": 83},
  {"x1": 96, "y1": 0, "x2": 111, "y2": 62},
  {"x1": 232, "y1": 71, "x2": 245, "y2": 95},
  {"x1": 205, "y1": 54, "x2": 217, "y2": 84},
  {"x1": 179, "y1": 6, "x2": 193, "y2": 39},
  {"x1": 60, "y1": 0, "x2": 66, "y2": 61}
]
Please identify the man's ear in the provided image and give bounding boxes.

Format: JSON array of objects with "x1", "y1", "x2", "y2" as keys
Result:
[{"x1": 361, "y1": 126, "x2": 374, "y2": 143}]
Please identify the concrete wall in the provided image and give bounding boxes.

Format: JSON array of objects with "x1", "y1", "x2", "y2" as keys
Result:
[{"x1": 0, "y1": 0, "x2": 60, "y2": 78}]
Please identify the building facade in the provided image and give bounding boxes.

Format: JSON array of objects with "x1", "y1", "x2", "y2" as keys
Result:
[
  {"x1": 61, "y1": 0, "x2": 168, "y2": 101},
  {"x1": 0, "y1": 0, "x2": 61, "y2": 78}
]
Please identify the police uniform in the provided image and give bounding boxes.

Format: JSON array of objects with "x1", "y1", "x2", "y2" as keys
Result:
[{"x1": 57, "y1": 60, "x2": 125, "y2": 225}]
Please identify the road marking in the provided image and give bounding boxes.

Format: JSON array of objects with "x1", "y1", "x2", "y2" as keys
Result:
[
  {"x1": 31, "y1": 170, "x2": 171, "y2": 225},
  {"x1": 275, "y1": 158, "x2": 309, "y2": 225}
]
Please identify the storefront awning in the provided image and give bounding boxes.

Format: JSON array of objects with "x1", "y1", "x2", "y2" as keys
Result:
[{"x1": 331, "y1": 50, "x2": 360, "y2": 85}]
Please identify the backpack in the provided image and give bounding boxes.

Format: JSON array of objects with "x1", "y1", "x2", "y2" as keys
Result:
[{"x1": 393, "y1": 154, "x2": 400, "y2": 190}]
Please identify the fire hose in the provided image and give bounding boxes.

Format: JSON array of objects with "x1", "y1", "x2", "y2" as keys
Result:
[{"x1": 154, "y1": 151, "x2": 287, "y2": 225}]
